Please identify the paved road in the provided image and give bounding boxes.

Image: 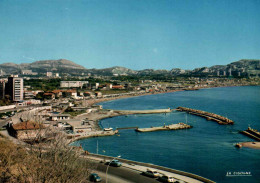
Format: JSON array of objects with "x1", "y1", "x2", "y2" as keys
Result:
[
  {"x1": 0, "y1": 105, "x2": 39, "y2": 113},
  {"x1": 95, "y1": 163, "x2": 159, "y2": 183}
]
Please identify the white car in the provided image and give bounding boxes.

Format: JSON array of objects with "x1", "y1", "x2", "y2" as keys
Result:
[
  {"x1": 142, "y1": 169, "x2": 160, "y2": 178},
  {"x1": 158, "y1": 175, "x2": 179, "y2": 183}
]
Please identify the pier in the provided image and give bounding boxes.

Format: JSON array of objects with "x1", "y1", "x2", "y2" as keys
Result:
[
  {"x1": 239, "y1": 127, "x2": 260, "y2": 141},
  {"x1": 176, "y1": 107, "x2": 234, "y2": 125},
  {"x1": 117, "y1": 127, "x2": 138, "y2": 130},
  {"x1": 135, "y1": 123, "x2": 192, "y2": 132},
  {"x1": 111, "y1": 108, "x2": 171, "y2": 115}
]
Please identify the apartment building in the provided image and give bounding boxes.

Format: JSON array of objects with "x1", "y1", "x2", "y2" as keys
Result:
[
  {"x1": 6, "y1": 76, "x2": 24, "y2": 101},
  {"x1": 60, "y1": 81, "x2": 89, "y2": 88}
]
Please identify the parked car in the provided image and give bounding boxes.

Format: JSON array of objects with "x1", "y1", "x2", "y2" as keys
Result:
[
  {"x1": 106, "y1": 159, "x2": 122, "y2": 167},
  {"x1": 142, "y1": 169, "x2": 160, "y2": 178},
  {"x1": 158, "y1": 175, "x2": 178, "y2": 183},
  {"x1": 89, "y1": 173, "x2": 102, "y2": 182}
]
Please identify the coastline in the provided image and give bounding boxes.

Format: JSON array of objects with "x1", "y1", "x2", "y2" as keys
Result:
[
  {"x1": 86, "y1": 89, "x2": 183, "y2": 107},
  {"x1": 69, "y1": 85, "x2": 259, "y2": 183},
  {"x1": 71, "y1": 85, "x2": 256, "y2": 141},
  {"x1": 87, "y1": 85, "x2": 256, "y2": 107}
]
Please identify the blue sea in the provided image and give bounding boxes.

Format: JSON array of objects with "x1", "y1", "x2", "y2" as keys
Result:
[{"x1": 73, "y1": 86, "x2": 260, "y2": 183}]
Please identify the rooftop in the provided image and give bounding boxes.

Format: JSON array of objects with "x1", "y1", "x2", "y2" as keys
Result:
[
  {"x1": 12, "y1": 121, "x2": 45, "y2": 130},
  {"x1": 51, "y1": 114, "x2": 71, "y2": 117}
]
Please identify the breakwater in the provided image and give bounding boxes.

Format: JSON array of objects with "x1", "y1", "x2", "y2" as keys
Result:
[
  {"x1": 176, "y1": 107, "x2": 234, "y2": 125},
  {"x1": 135, "y1": 123, "x2": 192, "y2": 132},
  {"x1": 111, "y1": 108, "x2": 171, "y2": 115},
  {"x1": 239, "y1": 127, "x2": 260, "y2": 141}
]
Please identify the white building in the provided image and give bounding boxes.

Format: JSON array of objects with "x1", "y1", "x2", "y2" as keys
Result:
[
  {"x1": 60, "y1": 81, "x2": 89, "y2": 88},
  {"x1": 21, "y1": 70, "x2": 38, "y2": 75},
  {"x1": 46, "y1": 72, "x2": 53, "y2": 77},
  {"x1": 51, "y1": 114, "x2": 71, "y2": 121}
]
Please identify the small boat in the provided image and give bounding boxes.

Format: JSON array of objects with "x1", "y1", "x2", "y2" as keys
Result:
[{"x1": 104, "y1": 127, "x2": 113, "y2": 131}]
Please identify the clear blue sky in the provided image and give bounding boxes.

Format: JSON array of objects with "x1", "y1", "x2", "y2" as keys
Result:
[{"x1": 0, "y1": 0, "x2": 259, "y2": 70}]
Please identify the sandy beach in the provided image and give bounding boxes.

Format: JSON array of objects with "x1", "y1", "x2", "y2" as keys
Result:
[{"x1": 85, "y1": 89, "x2": 183, "y2": 106}]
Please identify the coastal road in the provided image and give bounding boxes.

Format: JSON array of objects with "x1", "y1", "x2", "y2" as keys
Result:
[{"x1": 95, "y1": 163, "x2": 159, "y2": 183}]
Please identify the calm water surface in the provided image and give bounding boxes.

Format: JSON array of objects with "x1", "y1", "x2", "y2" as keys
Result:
[{"x1": 73, "y1": 86, "x2": 260, "y2": 183}]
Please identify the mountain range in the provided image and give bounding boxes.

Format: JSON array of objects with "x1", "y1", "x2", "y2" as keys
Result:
[{"x1": 0, "y1": 59, "x2": 259, "y2": 77}]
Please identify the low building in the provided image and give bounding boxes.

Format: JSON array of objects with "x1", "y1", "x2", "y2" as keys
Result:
[
  {"x1": 84, "y1": 92, "x2": 94, "y2": 98},
  {"x1": 57, "y1": 122, "x2": 72, "y2": 131},
  {"x1": 43, "y1": 93, "x2": 55, "y2": 100},
  {"x1": 23, "y1": 99, "x2": 42, "y2": 105},
  {"x1": 52, "y1": 90, "x2": 63, "y2": 98},
  {"x1": 62, "y1": 90, "x2": 77, "y2": 98},
  {"x1": 65, "y1": 119, "x2": 92, "y2": 133},
  {"x1": 8, "y1": 121, "x2": 46, "y2": 140},
  {"x1": 112, "y1": 85, "x2": 124, "y2": 89},
  {"x1": 95, "y1": 92, "x2": 102, "y2": 98},
  {"x1": 46, "y1": 72, "x2": 53, "y2": 77},
  {"x1": 51, "y1": 114, "x2": 71, "y2": 121},
  {"x1": 106, "y1": 83, "x2": 113, "y2": 89},
  {"x1": 21, "y1": 70, "x2": 38, "y2": 75}
]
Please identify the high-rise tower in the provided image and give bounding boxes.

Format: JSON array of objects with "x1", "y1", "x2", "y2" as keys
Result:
[{"x1": 6, "y1": 75, "x2": 23, "y2": 101}]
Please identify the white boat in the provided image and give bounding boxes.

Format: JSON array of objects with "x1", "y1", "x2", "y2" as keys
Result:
[{"x1": 104, "y1": 127, "x2": 113, "y2": 131}]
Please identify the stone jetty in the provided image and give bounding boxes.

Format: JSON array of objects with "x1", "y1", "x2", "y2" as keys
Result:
[
  {"x1": 177, "y1": 107, "x2": 234, "y2": 125},
  {"x1": 111, "y1": 108, "x2": 171, "y2": 115},
  {"x1": 135, "y1": 123, "x2": 192, "y2": 132},
  {"x1": 239, "y1": 127, "x2": 260, "y2": 141}
]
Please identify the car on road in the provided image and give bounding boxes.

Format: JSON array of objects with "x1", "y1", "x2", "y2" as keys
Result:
[
  {"x1": 158, "y1": 175, "x2": 179, "y2": 183},
  {"x1": 89, "y1": 173, "x2": 102, "y2": 182},
  {"x1": 106, "y1": 159, "x2": 122, "y2": 167},
  {"x1": 142, "y1": 169, "x2": 160, "y2": 178}
]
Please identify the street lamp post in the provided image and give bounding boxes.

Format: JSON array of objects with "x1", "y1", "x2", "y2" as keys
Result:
[{"x1": 105, "y1": 155, "x2": 121, "y2": 183}]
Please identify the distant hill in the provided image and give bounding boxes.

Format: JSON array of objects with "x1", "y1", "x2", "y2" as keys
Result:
[
  {"x1": 0, "y1": 59, "x2": 259, "y2": 77},
  {"x1": 190, "y1": 59, "x2": 260, "y2": 77},
  {"x1": 0, "y1": 59, "x2": 86, "y2": 75},
  {"x1": 87, "y1": 66, "x2": 137, "y2": 76}
]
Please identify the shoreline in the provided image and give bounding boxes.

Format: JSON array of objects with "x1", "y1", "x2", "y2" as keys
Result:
[
  {"x1": 71, "y1": 85, "x2": 255, "y2": 141},
  {"x1": 68, "y1": 85, "x2": 257, "y2": 183},
  {"x1": 86, "y1": 89, "x2": 184, "y2": 107},
  {"x1": 87, "y1": 84, "x2": 256, "y2": 107}
]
